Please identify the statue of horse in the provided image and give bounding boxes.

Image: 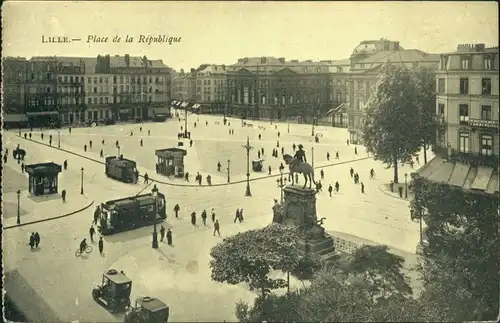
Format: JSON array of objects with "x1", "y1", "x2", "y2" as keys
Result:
[{"x1": 283, "y1": 154, "x2": 316, "y2": 189}]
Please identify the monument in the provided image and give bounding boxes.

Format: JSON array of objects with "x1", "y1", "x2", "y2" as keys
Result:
[{"x1": 273, "y1": 185, "x2": 340, "y2": 265}]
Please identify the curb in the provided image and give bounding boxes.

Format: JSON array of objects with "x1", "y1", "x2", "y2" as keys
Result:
[
  {"x1": 21, "y1": 136, "x2": 371, "y2": 188},
  {"x1": 377, "y1": 183, "x2": 411, "y2": 202},
  {"x1": 3, "y1": 200, "x2": 95, "y2": 230}
]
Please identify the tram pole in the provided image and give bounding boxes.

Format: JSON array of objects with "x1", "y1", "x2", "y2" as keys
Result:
[{"x1": 242, "y1": 137, "x2": 253, "y2": 197}]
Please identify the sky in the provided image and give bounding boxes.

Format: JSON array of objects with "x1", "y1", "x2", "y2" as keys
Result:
[{"x1": 2, "y1": 1, "x2": 498, "y2": 71}]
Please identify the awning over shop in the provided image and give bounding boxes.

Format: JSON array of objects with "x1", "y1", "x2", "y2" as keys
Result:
[
  {"x1": 191, "y1": 104, "x2": 201, "y2": 110},
  {"x1": 26, "y1": 111, "x2": 58, "y2": 117},
  {"x1": 417, "y1": 156, "x2": 499, "y2": 194},
  {"x1": 153, "y1": 107, "x2": 170, "y2": 115},
  {"x1": 3, "y1": 114, "x2": 28, "y2": 122},
  {"x1": 180, "y1": 101, "x2": 189, "y2": 108}
]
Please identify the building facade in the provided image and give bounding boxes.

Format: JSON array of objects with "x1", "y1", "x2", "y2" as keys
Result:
[
  {"x1": 171, "y1": 71, "x2": 189, "y2": 101},
  {"x1": 226, "y1": 57, "x2": 331, "y2": 121},
  {"x1": 435, "y1": 43, "x2": 499, "y2": 162},
  {"x1": 2, "y1": 57, "x2": 27, "y2": 114},
  {"x1": 347, "y1": 39, "x2": 440, "y2": 143},
  {"x1": 56, "y1": 58, "x2": 87, "y2": 125},
  {"x1": 195, "y1": 64, "x2": 227, "y2": 113},
  {"x1": 320, "y1": 59, "x2": 350, "y2": 127}
]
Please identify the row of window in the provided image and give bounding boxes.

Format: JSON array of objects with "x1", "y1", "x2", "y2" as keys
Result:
[
  {"x1": 230, "y1": 93, "x2": 324, "y2": 105},
  {"x1": 452, "y1": 103, "x2": 495, "y2": 123},
  {"x1": 196, "y1": 79, "x2": 227, "y2": 86},
  {"x1": 87, "y1": 75, "x2": 164, "y2": 84},
  {"x1": 437, "y1": 77, "x2": 492, "y2": 95},
  {"x1": 458, "y1": 132, "x2": 494, "y2": 155},
  {"x1": 440, "y1": 56, "x2": 495, "y2": 71}
]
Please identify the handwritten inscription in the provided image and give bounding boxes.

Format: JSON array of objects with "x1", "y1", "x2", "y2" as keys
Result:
[{"x1": 42, "y1": 34, "x2": 182, "y2": 45}]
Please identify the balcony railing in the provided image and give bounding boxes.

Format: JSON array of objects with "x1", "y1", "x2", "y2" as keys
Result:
[{"x1": 468, "y1": 118, "x2": 499, "y2": 130}]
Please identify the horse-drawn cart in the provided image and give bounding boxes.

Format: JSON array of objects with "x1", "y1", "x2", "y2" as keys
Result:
[{"x1": 252, "y1": 159, "x2": 264, "y2": 172}]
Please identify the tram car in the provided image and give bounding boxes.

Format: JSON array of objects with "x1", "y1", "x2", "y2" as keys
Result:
[
  {"x1": 98, "y1": 192, "x2": 166, "y2": 235},
  {"x1": 105, "y1": 156, "x2": 138, "y2": 184}
]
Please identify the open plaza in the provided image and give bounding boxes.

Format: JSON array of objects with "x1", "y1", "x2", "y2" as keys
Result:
[{"x1": 3, "y1": 111, "x2": 425, "y2": 322}]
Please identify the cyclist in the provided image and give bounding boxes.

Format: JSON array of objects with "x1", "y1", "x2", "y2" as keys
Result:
[{"x1": 80, "y1": 238, "x2": 87, "y2": 254}]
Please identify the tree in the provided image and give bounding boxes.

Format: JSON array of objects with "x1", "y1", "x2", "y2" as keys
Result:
[
  {"x1": 410, "y1": 174, "x2": 500, "y2": 320},
  {"x1": 345, "y1": 245, "x2": 413, "y2": 301},
  {"x1": 411, "y1": 67, "x2": 439, "y2": 164},
  {"x1": 361, "y1": 63, "x2": 422, "y2": 183},
  {"x1": 210, "y1": 224, "x2": 315, "y2": 300}
]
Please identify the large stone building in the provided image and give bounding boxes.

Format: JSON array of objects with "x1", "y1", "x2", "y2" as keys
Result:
[
  {"x1": 320, "y1": 59, "x2": 351, "y2": 127},
  {"x1": 226, "y1": 57, "x2": 331, "y2": 121},
  {"x1": 55, "y1": 57, "x2": 87, "y2": 125},
  {"x1": 171, "y1": 70, "x2": 189, "y2": 101},
  {"x1": 2, "y1": 57, "x2": 27, "y2": 115},
  {"x1": 434, "y1": 44, "x2": 499, "y2": 167},
  {"x1": 194, "y1": 64, "x2": 227, "y2": 113},
  {"x1": 347, "y1": 39, "x2": 440, "y2": 143}
]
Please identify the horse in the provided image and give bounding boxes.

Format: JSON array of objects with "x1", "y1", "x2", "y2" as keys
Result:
[{"x1": 283, "y1": 154, "x2": 316, "y2": 189}]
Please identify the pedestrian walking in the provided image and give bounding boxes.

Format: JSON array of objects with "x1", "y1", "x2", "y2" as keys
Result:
[
  {"x1": 84, "y1": 144, "x2": 87, "y2": 152},
  {"x1": 261, "y1": 147, "x2": 264, "y2": 156},
  {"x1": 140, "y1": 126, "x2": 143, "y2": 132},
  {"x1": 148, "y1": 130, "x2": 151, "y2": 136},
  {"x1": 234, "y1": 209, "x2": 240, "y2": 223},
  {"x1": 29, "y1": 233, "x2": 35, "y2": 249},
  {"x1": 98, "y1": 237, "x2": 104, "y2": 255},
  {"x1": 350, "y1": 167, "x2": 354, "y2": 178},
  {"x1": 140, "y1": 139, "x2": 143, "y2": 147},
  {"x1": 217, "y1": 162, "x2": 221, "y2": 172},
  {"x1": 327, "y1": 152, "x2": 330, "y2": 161},
  {"x1": 268, "y1": 165, "x2": 272, "y2": 175},
  {"x1": 100, "y1": 149, "x2": 104, "y2": 158},
  {"x1": 174, "y1": 204, "x2": 180, "y2": 218},
  {"x1": 281, "y1": 147, "x2": 284, "y2": 155},
  {"x1": 346, "y1": 139, "x2": 349, "y2": 146},
  {"x1": 239, "y1": 209, "x2": 244, "y2": 223},
  {"x1": 258, "y1": 134, "x2": 262, "y2": 140},
  {"x1": 34, "y1": 232, "x2": 40, "y2": 248},
  {"x1": 292, "y1": 143, "x2": 296, "y2": 151},
  {"x1": 89, "y1": 226, "x2": 96, "y2": 242},
  {"x1": 191, "y1": 212, "x2": 197, "y2": 226},
  {"x1": 130, "y1": 131, "x2": 133, "y2": 136},
  {"x1": 335, "y1": 181, "x2": 340, "y2": 193},
  {"x1": 64, "y1": 160, "x2": 68, "y2": 170},
  {"x1": 190, "y1": 139, "x2": 193, "y2": 147},
  {"x1": 69, "y1": 128, "x2": 72, "y2": 134},
  {"x1": 276, "y1": 140, "x2": 280, "y2": 147},
  {"x1": 89, "y1": 140, "x2": 93, "y2": 149},
  {"x1": 354, "y1": 147, "x2": 358, "y2": 155},
  {"x1": 328, "y1": 184, "x2": 333, "y2": 197},
  {"x1": 361, "y1": 182, "x2": 365, "y2": 194},
  {"x1": 320, "y1": 169, "x2": 324, "y2": 180},
  {"x1": 24, "y1": 133, "x2": 27, "y2": 139},
  {"x1": 258, "y1": 150, "x2": 261, "y2": 159},
  {"x1": 166, "y1": 228, "x2": 172, "y2": 245},
  {"x1": 160, "y1": 225, "x2": 165, "y2": 242},
  {"x1": 49, "y1": 139, "x2": 52, "y2": 146},
  {"x1": 211, "y1": 208, "x2": 216, "y2": 222},
  {"x1": 144, "y1": 173, "x2": 149, "y2": 184},
  {"x1": 93, "y1": 206, "x2": 100, "y2": 225},
  {"x1": 29, "y1": 132, "x2": 32, "y2": 139},
  {"x1": 3, "y1": 154, "x2": 7, "y2": 164},
  {"x1": 213, "y1": 220, "x2": 220, "y2": 236},
  {"x1": 41, "y1": 133, "x2": 44, "y2": 140},
  {"x1": 102, "y1": 139, "x2": 105, "y2": 145},
  {"x1": 201, "y1": 210, "x2": 208, "y2": 226},
  {"x1": 21, "y1": 163, "x2": 25, "y2": 173},
  {"x1": 61, "y1": 189, "x2": 67, "y2": 203}
]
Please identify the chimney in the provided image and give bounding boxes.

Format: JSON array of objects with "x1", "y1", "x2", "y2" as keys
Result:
[
  {"x1": 475, "y1": 43, "x2": 485, "y2": 52},
  {"x1": 125, "y1": 54, "x2": 130, "y2": 67},
  {"x1": 278, "y1": 57, "x2": 286, "y2": 64}
]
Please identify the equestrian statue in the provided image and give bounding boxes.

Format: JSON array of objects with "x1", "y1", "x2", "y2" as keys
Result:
[{"x1": 283, "y1": 153, "x2": 316, "y2": 189}]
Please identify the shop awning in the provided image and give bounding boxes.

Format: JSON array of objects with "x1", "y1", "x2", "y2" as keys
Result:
[
  {"x1": 3, "y1": 114, "x2": 28, "y2": 122},
  {"x1": 26, "y1": 111, "x2": 58, "y2": 117},
  {"x1": 181, "y1": 102, "x2": 189, "y2": 108},
  {"x1": 153, "y1": 107, "x2": 170, "y2": 115},
  {"x1": 191, "y1": 104, "x2": 200, "y2": 110},
  {"x1": 175, "y1": 101, "x2": 182, "y2": 107}
]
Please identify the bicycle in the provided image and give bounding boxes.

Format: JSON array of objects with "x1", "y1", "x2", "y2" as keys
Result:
[{"x1": 75, "y1": 245, "x2": 93, "y2": 257}]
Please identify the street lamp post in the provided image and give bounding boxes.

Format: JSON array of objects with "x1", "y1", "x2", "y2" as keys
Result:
[
  {"x1": 80, "y1": 167, "x2": 84, "y2": 195},
  {"x1": 311, "y1": 146, "x2": 315, "y2": 168},
  {"x1": 184, "y1": 104, "x2": 188, "y2": 138},
  {"x1": 58, "y1": 131, "x2": 60, "y2": 148},
  {"x1": 404, "y1": 173, "x2": 408, "y2": 198},
  {"x1": 278, "y1": 169, "x2": 287, "y2": 203},
  {"x1": 16, "y1": 189, "x2": 21, "y2": 224},
  {"x1": 151, "y1": 184, "x2": 159, "y2": 249},
  {"x1": 117, "y1": 145, "x2": 120, "y2": 157},
  {"x1": 227, "y1": 159, "x2": 231, "y2": 183},
  {"x1": 311, "y1": 116, "x2": 315, "y2": 137},
  {"x1": 242, "y1": 136, "x2": 254, "y2": 197}
]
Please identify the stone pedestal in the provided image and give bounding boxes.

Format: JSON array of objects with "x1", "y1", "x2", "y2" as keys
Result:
[{"x1": 280, "y1": 185, "x2": 340, "y2": 265}]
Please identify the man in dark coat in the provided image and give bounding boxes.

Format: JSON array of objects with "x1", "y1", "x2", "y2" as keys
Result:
[
  {"x1": 166, "y1": 229, "x2": 172, "y2": 245},
  {"x1": 98, "y1": 237, "x2": 104, "y2": 255},
  {"x1": 64, "y1": 160, "x2": 68, "y2": 170},
  {"x1": 34, "y1": 232, "x2": 40, "y2": 248},
  {"x1": 217, "y1": 162, "x2": 221, "y2": 172},
  {"x1": 160, "y1": 225, "x2": 165, "y2": 242},
  {"x1": 201, "y1": 210, "x2": 207, "y2": 226},
  {"x1": 93, "y1": 206, "x2": 100, "y2": 225},
  {"x1": 328, "y1": 184, "x2": 333, "y2": 197},
  {"x1": 234, "y1": 209, "x2": 240, "y2": 223},
  {"x1": 174, "y1": 204, "x2": 180, "y2": 218},
  {"x1": 29, "y1": 233, "x2": 35, "y2": 249},
  {"x1": 335, "y1": 181, "x2": 340, "y2": 193},
  {"x1": 89, "y1": 226, "x2": 96, "y2": 242},
  {"x1": 213, "y1": 220, "x2": 220, "y2": 236},
  {"x1": 211, "y1": 208, "x2": 216, "y2": 222},
  {"x1": 191, "y1": 212, "x2": 197, "y2": 226},
  {"x1": 61, "y1": 189, "x2": 67, "y2": 203}
]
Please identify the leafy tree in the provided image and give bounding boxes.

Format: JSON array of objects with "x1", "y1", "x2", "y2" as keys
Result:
[
  {"x1": 345, "y1": 245, "x2": 413, "y2": 301},
  {"x1": 410, "y1": 174, "x2": 500, "y2": 320},
  {"x1": 411, "y1": 67, "x2": 440, "y2": 164},
  {"x1": 210, "y1": 224, "x2": 311, "y2": 300},
  {"x1": 361, "y1": 63, "x2": 423, "y2": 182}
]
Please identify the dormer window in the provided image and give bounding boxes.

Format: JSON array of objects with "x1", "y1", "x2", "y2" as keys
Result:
[
  {"x1": 460, "y1": 56, "x2": 471, "y2": 70},
  {"x1": 484, "y1": 57, "x2": 493, "y2": 70}
]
